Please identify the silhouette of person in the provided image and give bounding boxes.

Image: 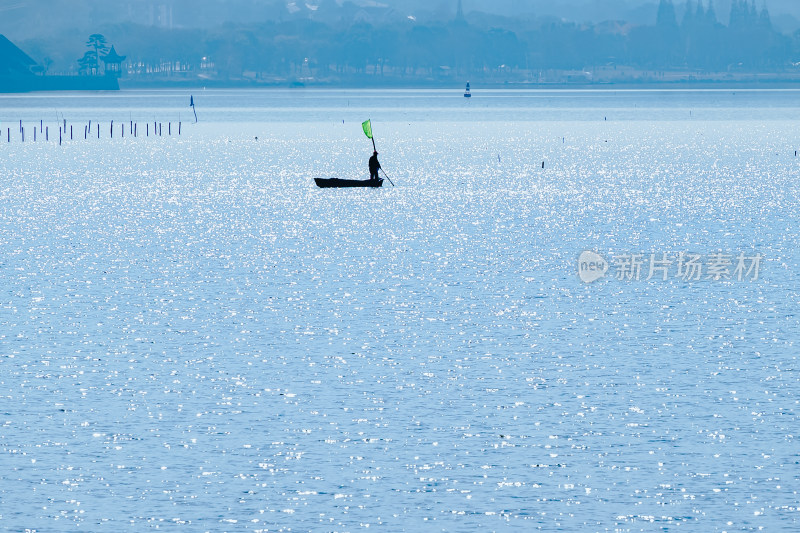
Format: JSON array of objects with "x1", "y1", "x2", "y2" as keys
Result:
[{"x1": 368, "y1": 151, "x2": 381, "y2": 181}]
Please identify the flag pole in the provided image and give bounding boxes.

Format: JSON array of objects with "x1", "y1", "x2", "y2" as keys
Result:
[
  {"x1": 372, "y1": 134, "x2": 393, "y2": 186},
  {"x1": 380, "y1": 168, "x2": 395, "y2": 187},
  {"x1": 363, "y1": 118, "x2": 393, "y2": 186}
]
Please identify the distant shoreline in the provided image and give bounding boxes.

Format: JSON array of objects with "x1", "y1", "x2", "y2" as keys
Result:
[
  {"x1": 0, "y1": 76, "x2": 119, "y2": 93},
  {"x1": 3, "y1": 76, "x2": 800, "y2": 95},
  {"x1": 117, "y1": 74, "x2": 800, "y2": 91}
]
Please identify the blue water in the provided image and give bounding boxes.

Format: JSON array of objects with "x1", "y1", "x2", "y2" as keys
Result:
[{"x1": 0, "y1": 89, "x2": 798, "y2": 531}]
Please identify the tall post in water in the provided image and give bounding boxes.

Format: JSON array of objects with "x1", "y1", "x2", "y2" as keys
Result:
[
  {"x1": 97, "y1": 124, "x2": 100, "y2": 138},
  {"x1": 111, "y1": 121, "x2": 113, "y2": 139},
  {"x1": 46, "y1": 127, "x2": 48, "y2": 141}
]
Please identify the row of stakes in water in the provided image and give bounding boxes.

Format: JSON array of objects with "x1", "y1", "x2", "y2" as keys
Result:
[{"x1": 2, "y1": 120, "x2": 183, "y2": 144}]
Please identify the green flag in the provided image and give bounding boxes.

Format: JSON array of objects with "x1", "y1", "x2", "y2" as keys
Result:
[{"x1": 362, "y1": 119, "x2": 373, "y2": 139}]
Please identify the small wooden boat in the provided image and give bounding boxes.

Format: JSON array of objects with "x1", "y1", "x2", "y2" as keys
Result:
[{"x1": 314, "y1": 178, "x2": 384, "y2": 188}]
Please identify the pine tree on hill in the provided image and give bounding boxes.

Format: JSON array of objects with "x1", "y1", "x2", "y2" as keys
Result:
[
  {"x1": 759, "y1": 3, "x2": 772, "y2": 30},
  {"x1": 682, "y1": 0, "x2": 695, "y2": 28},
  {"x1": 706, "y1": 0, "x2": 718, "y2": 24},
  {"x1": 695, "y1": 0, "x2": 705, "y2": 22},
  {"x1": 656, "y1": 0, "x2": 678, "y2": 28}
]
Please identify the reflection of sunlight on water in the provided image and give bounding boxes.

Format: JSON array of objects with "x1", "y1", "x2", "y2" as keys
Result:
[{"x1": 0, "y1": 93, "x2": 798, "y2": 531}]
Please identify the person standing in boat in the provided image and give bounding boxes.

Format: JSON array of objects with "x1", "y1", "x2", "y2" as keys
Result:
[{"x1": 369, "y1": 151, "x2": 381, "y2": 181}]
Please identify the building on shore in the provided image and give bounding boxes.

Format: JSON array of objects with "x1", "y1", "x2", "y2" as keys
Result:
[
  {"x1": 0, "y1": 35, "x2": 39, "y2": 78},
  {"x1": 0, "y1": 34, "x2": 119, "y2": 93},
  {"x1": 102, "y1": 46, "x2": 127, "y2": 78}
]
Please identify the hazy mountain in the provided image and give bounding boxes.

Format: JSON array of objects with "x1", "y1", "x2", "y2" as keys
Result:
[
  {"x1": 3, "y1": 1, "x2": 800, "y2": 39},
  {"x1": 3, "y1": 0, "x2": 800, "y2": 81}
]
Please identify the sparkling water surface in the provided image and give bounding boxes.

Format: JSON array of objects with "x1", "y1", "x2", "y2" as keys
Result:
[{"x1": 0, "y1": 89, "x2": 798, "y2": 532}]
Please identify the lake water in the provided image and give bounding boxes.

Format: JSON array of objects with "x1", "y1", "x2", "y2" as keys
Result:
[{"x1": 0, "y1": 89, "x2": 798, "y2": 532}]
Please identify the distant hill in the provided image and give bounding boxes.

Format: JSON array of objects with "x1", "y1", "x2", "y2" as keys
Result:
[
  {"x1": 2, "y1": 0, "x2": 800, "y2": 39},
  {"x1": 3, "y1": 1, "x2": 799, "y2": 86}
]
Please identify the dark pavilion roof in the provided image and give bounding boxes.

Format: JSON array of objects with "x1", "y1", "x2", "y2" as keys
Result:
[{"x1": 102, "y1": 46, "x2": 126, "y2": 63}]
